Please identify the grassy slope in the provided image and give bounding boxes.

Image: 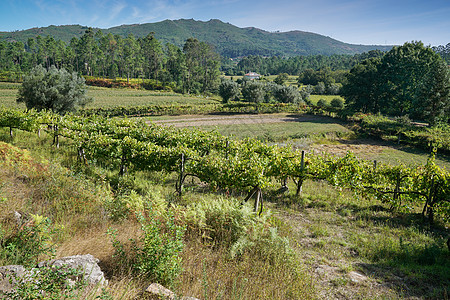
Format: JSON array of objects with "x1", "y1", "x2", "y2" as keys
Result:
[
  {"x1": 0, "y1": 131, "x2": 315, "y2": 299},
  {"x1": 1, "y1": 127, "x2": 448, "y2": 299}
]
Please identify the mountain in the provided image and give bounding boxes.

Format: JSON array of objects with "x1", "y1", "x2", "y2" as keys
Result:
[{"x1": 0, "y1": 19, "x2": 393, "y2": 58}]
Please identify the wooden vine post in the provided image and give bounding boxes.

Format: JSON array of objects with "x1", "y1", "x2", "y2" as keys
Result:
[
  {"x1": 119, "y1": 154, "x2": 127, "y2": 176},
  {"x1": 296, "y1": 150, "x2": 305, "y2": 196},
  {"x1": 177, "y1": 153, "x2": 185, "y2": 196},
  {"x1": 392, "y1": 171, "x2": 402, "y2": 209},
  {"x1": 52, "y1": 124, "x2": 59, "y2": 148},
  {"x1": 243, "y1": 186, "x2": 264, "y2": 215}
]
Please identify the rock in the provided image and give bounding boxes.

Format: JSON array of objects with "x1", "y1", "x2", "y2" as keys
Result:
[
  {"x1": 348, "y1": 271, "x2": 367, "y2": 283},
  {"x1": 145, "y1": 283, "x2": 175, "y2": 299},
  {"x1": 38, "y1": 254, "x2": 108, "y2": 286},
  {"x1": 144, "y1": 283, "x2": 201, "y2": 300},
  {"x1": 0, "y1": 265, "x2": 29, "y2": 293}
]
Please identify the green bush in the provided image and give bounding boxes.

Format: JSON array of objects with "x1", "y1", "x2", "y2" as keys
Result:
[
  {"x1": 0, "y1": 214, "x2": 57, "y2": 266},
  {"x1": 330, "y1": 97, "x2": 344, "y2": 109},
  {"x1": 3, "y1": 265, "x2": 87, "y2": 300},
  {"x1": 317, "y1": 99, "x2": 327, "y2": 107},
  {"x1": 184, "y1": 197, "x2": 295, "y2": 263},
  {"x1": 108, "y1": 208, "x2": 185, "y2": 286}
]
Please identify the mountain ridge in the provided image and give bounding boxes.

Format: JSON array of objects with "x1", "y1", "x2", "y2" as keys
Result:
[{"x1": 0, "y1": 19, "x2": 393, "y2": 58}]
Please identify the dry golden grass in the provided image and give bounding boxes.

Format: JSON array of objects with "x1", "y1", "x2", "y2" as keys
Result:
[{"x1": 177, "y1": 238, "x2": 316, "y2": 300}]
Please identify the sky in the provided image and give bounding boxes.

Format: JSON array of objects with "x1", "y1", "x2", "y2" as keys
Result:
[{"x1": 0, "y1": 0, "x2": 449, "y2": 46}]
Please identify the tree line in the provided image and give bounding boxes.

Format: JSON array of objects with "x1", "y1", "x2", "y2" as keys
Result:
[
  {"x1": 342, "y1": 41, "x2": 450, "y2": 125},
  {"x1": 0, "y1": 28, "x2": 220, "y2": 94}
]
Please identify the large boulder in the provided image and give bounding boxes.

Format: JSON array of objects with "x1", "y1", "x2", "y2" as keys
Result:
[{"x1": 38, "y1": 254, "x2": 108, "y2": 286}]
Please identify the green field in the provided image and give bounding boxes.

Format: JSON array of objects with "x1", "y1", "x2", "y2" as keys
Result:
[
  {"x1": 86, "y1": 86, "x2": 220, "y2": 108},
  {"x1": 198, "y1": 118, "x2": 350, "y2": 141},
  {"x1": 0, "y1": 83, "x2": 220, "y2": 109},
  {"x1": 308, "y1": 94, "x2": 345, "y2": 105}
]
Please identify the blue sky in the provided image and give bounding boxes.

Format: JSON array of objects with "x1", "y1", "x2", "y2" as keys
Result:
[{"x1": 1, "y1": 0, "x2": 449, "y2": 46}]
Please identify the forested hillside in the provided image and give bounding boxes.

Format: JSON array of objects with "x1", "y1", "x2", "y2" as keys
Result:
[{"x1": 0, "y1": 19, "x2": 392, "y2": 58}]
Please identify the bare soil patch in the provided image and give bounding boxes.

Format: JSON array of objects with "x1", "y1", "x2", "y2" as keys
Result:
[{"x1": 149, "y1": 113, "x2": 337, "y2": 127}]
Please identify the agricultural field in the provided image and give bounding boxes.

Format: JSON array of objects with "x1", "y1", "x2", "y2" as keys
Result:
[
  {"x1": 148, "y1": 113, "x2": 450, "y2": 170},
  {"x1": 0, "y1": 84, "x2": 448, "y2": 299},
  {"x1": 0, "y1": 83, "x2": 220, "y2": 109}
]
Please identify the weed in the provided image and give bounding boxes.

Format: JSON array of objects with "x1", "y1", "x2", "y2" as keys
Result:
[
  {"x1": 108, "y1": 209, "x2": 185, "y2": 286},
  {"x1": 3, "y1": 265, "x2": 87, "y2": 300},
  {"x1": 0, "y1": 214, "x2": 57, "y2": 266}
]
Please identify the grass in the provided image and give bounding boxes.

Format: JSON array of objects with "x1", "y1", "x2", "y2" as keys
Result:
[
  {"x1": 0, "y1": 83, "x2": 220, "y2": 109},
  {"x1": 0, "y1": 94, "x2": 449, "y2": 298},
  {"x1": 270, "y1": 179, "x2": 449, "y2": 299},
  {"x1": 309, "y1": 94, "x2": 345, "y2": 105},
  {"x1": 0, "y1": 129, "x2": 316, "y2": 299},
  {"x1": 85, "y1": 86, "x2": 220, "y2": 108},
  {"x1": 200, "y1": 117, "x2": 351, "y2": 141}
]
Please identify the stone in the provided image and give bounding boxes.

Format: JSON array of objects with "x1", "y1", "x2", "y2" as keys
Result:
[
  {"x1": 38, "y1": 254, "x2": 108, "y2": 286},
  {"x1": 348, "y1": 271, "x2": 367, "y2": 283},
  {"x1": 145, "y1": 283, "x2": 175, "y2": 299},
  {"x1": 0, "y1": 265, "x2": 29, "y2": 293},
  {"x1": 144, "y1": 283, "x2": 201, "y2": 300}
]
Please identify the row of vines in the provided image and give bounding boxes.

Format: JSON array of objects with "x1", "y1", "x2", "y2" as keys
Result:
[{"x1": 1, "y1": 107, "x2": 448, "y2": 223}]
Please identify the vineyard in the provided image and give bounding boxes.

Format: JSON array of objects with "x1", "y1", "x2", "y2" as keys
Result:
[{"x1": 1, "y1": 107, "x2": 448, "y2": 223}]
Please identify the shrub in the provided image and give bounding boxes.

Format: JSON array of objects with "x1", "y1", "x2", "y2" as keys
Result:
[
  {"x1": 184, "y1": 197, "x2": 295, "y2": 263},
  {"x1": 330, "y1": 97, "x2": 344, "y2": 109},
  {"x1": 219, "y1": 79, "x2": 240, "y2": 103},
  {"x1": 108, "y1": 208, "x2": 185, "y2": 286},
  {"x1": 3, "y1": 265, "x2": 87, "y2": 300},
  {"x1": 317, "y1": 99, "x2": 327, "y2": 107},
  {"x1": 0, "y1": 214, "x2": 57, "y2": 266}
]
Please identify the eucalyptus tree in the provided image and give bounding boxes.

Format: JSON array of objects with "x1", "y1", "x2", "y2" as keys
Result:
[
  {"x1": 140, "y1": 33, "x2": 163, "y2": 80},
  {"x1": 241, "y1": 80, "x2": 265, "y2": 103},
  {"x1": 183, "y1": 38, "x2": 220, "y2": 93}
]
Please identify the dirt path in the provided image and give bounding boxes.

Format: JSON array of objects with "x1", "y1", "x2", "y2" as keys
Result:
[{"x1": 148, "y1": 113, "x2": 333, "y2": 127}]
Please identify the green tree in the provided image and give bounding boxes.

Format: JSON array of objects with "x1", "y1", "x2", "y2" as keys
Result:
[
  {"x1": 273, "y1": 84, "x2": 302, "y2": 104},
  {"x1": 183, "y1": 38, "x2": 220, "y2": 94},
  {"x1": 17, "y1": 65, "x2": 92, "y2": 114},
  {"x1": 330, "y1": 97, "x2": 344, "y2": 109},
  {"x1": 219, "y1": 79, "x2": 240, "y2": 103},
  {"x1": 241, "y1": 80, "x2": 265, "y2": 103},
  {"x1": 274, "y1": 73, "x2": 289, "y2": 85},
  {"x1": 416, "y1": 59, "x2": 450, "y2": 125},
  {"x1": 342, "y1": 41, "x2": 446, "y2": 121},
  {"x1": 341, "y1": 57, "x2": 383, "y2": 113},
  {"x1": 313, "y1": 82, "x2": 326, "y2": 95},
  {"x1": 140, "y1": 33, "x2": 163, "y2": 80}
]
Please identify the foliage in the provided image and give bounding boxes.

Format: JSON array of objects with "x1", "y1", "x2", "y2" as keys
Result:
[
  {"x1": 108, "y1": 209, "x2": 185, "y2": 286},
  {"x1": 240, "y1": 80, "x2": 265, "y2": 103},
  {"x1": 342, "y1": 41, "x2": 450, "y2": 124},
  {"x1": 273, "y1": 73, "x2": 289, "y2": 85},
  {"x1": 3, "y1": 265, "x2": 87, "y2": 300},
  {"x1": 0, "y1": 214, "x2": 57, "y2": 266},
  {"x1": 219, "y1": 79, "x2": 240, "y2": 103},
  {"x1": 273, "y1": 84, "x2": 303, "y2": 104},
  {"x1": 330, "y1": 97, "x2": 344, "y2": 109},
  {"x1": 317, "y1": 99, "x2": 327, "y2": 107},
  {"x1": 17, "y1": 65, "x2": 92, "y2": 114},
  {"x1": 1, "y1": 108, "x2": 449, "y2": 222}
]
